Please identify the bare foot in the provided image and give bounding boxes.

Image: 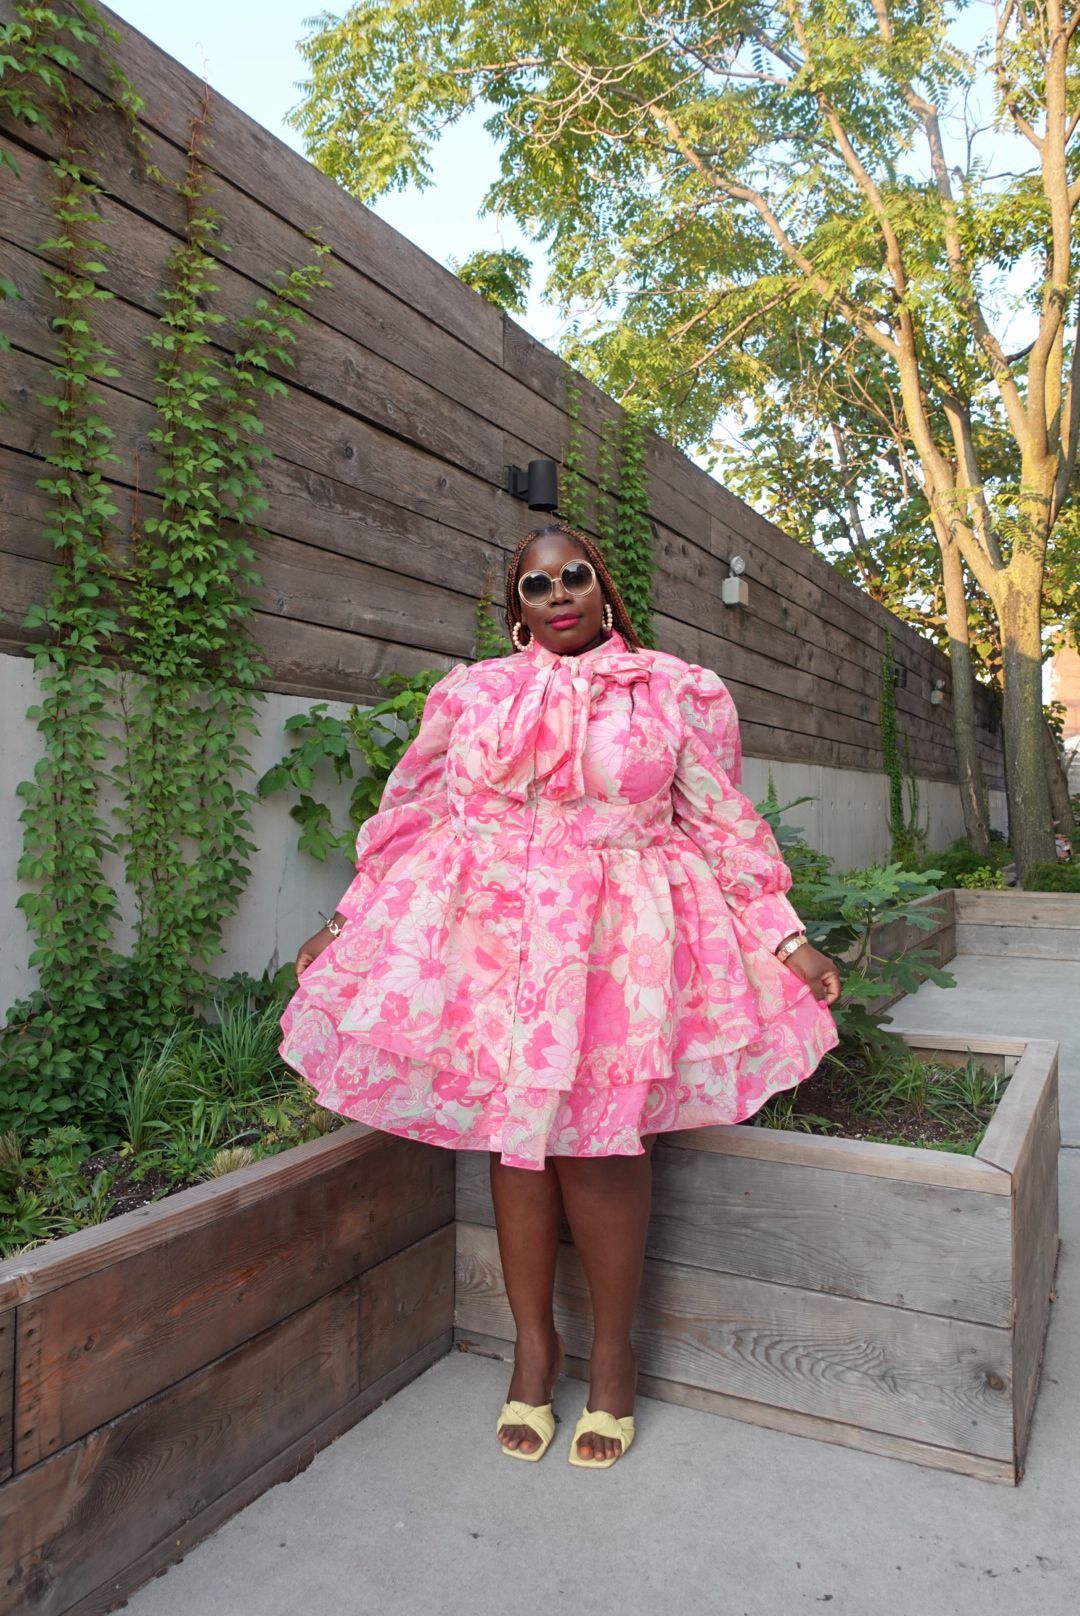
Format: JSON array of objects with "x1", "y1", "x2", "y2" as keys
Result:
[
  {"x1": 575, "y1": 1340, "x2": 637, "y2": 1464},
  {"x1": 498, "y1": 1328, "x2": 565, "y2": 1454}
]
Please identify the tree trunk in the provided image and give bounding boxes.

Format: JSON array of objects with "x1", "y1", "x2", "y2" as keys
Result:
[
  {"x1": 999, "y1": 574, "x2": 1057, "y2": 878},
  {"x1": 1043, "y1": 715, "x2": 1077, "y2": 838},
  {"x1": 939, "y1": 536, "x2": 990, "y2": 853}
]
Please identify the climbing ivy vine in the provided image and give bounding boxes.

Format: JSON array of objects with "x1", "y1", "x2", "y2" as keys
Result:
[
  {"x1": 118, "y1": 98, "x2": 329, "y2": 1017},
  {"x1": 562, "y1": 382, "x2": 655, "y2": 646},
  {"x1": 559, "y1": 381, "x2": 588, "y2": 531},
  {"x1": 0, "y1": 3, "x2": 331, "y2": 1132}
]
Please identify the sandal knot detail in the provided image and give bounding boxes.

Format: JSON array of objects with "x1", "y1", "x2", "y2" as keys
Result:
[
  {"x1": 568, "y1": 1406, "x2": 636, "y2": 1469},
  {"x1": 495, "y1": 1398, "x2": 557, "y2": 1462}
]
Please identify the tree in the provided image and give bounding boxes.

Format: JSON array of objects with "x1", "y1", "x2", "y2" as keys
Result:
[
  {"x1": 290, "y1": 0, "x2": 1080, "y2": 875},
  {"x1": 449, "y1": 245, "x2": 532, "y2": 312}
]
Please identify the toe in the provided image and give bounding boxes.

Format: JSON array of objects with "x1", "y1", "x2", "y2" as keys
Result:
[{"x1": 501, "y1": 1423, "x2": 540, "y2": 1452}]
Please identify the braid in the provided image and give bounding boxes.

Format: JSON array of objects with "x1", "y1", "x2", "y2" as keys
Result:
[{"x1": 504, "y1": 522, "x2": 643, "y2": 651}]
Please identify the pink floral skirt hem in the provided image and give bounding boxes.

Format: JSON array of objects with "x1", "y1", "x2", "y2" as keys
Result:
[{"x1": 279, "y1": 987, "x2": 838, "y2": 1171}]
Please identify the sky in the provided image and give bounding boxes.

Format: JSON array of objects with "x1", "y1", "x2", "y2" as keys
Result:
[{"x1": 111, "y1": 0, "x2": 563, "y2": 343}]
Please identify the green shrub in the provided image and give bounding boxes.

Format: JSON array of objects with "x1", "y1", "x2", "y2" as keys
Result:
[
  {"x1": 912, "y1": 836, "x2": 1012, "y2": 887},
  {"x1": 957, "y1": 865, "x2": 1008, "y2": 890},
  {"x1": 1022, "y1": 860, "x2": 1080, "y2": 892}
]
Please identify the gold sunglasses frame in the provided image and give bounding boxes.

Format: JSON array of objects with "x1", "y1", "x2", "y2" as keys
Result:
[{"x1": 516, "y1": 558, "x2": 599, "y2": 606}]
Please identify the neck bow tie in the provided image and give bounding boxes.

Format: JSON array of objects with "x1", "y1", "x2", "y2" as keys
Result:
[{"x1": 478, "y1": 641, "x2": 651, "y2": 803}]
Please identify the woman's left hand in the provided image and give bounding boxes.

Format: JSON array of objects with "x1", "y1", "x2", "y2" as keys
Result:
[{"x1": 780, "y1": 943, "x2": 842, "y2": 1006}]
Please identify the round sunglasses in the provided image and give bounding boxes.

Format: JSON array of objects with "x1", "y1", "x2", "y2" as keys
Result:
[{"x1": 517, "y1": 558, "x2": 598, "y2": 606}]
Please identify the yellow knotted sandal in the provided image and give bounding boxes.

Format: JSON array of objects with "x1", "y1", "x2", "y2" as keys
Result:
[
  {"x1": 495, "y1": 1397, "x2": 557, "y2": 1462},
  {"x1": 496, "y1": 1334, "x2": 565, "y2": 1462},
  {"x1": 568, "y1": 1406, "x2": 636, "y2": 1469}
]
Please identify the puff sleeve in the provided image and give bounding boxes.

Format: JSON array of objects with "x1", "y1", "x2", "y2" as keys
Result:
[
  {"x1": 671, "y1": 663, "x2": 807, "y2": 955},
  {"x1": 334, "y1": 662, "x2": 468, "y2": 923}
]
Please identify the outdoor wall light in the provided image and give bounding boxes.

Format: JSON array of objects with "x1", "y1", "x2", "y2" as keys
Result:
[
  {"x1": 892, "y1": 663, "x2": 908, "y2": 689},
  {"x1": 722, "y1": 553, "x2": 749, "y2": 607},
  {"x1": 930, "y1": 677, "x2": 947, "y2": 706},
  {"x1": 505, "y1": 457, "x2": 559, "y2": 510}
]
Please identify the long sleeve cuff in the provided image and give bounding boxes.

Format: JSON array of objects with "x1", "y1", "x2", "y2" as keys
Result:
[{"x1": 736, "y1": 890, "x2": 807, "y2": 955}]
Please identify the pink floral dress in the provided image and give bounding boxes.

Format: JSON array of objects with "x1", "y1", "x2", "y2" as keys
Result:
[{"x1": 278, "y1": 628, "x2": 839, "y2": 1169}]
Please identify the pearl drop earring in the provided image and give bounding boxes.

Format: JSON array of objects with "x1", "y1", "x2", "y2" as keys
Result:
[
  {"x1": 512, "y1": 620, "x2": 530, "y2": 651},
  {"x1": 602, "y1": 602, "x2": 613, "y2": 633}
]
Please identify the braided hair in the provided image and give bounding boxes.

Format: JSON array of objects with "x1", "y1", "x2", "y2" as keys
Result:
[{"x1": 504, "y1": 522, "x2": 643, "y2": 651}]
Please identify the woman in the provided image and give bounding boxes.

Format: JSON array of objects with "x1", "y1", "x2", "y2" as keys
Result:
[{"x1": 279, "y1": 522, "x2": 842, "y2": 1470}]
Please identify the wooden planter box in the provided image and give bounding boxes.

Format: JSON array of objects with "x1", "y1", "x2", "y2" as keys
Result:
[
  {"x1": 0, "y1": 899, "x2": 1065, "y2": 1612},
  {"x1": 952, "y1": 888, "x2": 1080, "y2": 960},
  {"x1": 0, "y1": 1127, "x2": 455, "y2": 1616},
  {"x1": 455, "y1": 1028, "x2": 1061, "y2": 1486}
]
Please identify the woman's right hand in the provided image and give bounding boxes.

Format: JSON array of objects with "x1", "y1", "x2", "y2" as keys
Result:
[{"x1": 295, "y1": 924, "x2": 337, "y2": 980}]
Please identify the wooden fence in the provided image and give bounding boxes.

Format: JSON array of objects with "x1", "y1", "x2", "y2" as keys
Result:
[{"x1": 0, "y1": 1, "x2": 1004, "y2": 790}]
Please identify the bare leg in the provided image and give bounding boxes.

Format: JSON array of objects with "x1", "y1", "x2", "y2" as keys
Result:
[
  {"x1": 490, "y1": 1153, "x2": 565, "y2": 1453},
  {"x1": 554, "y1": 1134, "x2": 657, "y2": 1463}
]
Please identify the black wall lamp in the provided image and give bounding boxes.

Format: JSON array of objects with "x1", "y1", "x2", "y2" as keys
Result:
[
  {"x1": 505, "y1": 457, "x2": 559, "y2": 511},
  {"x1": 892, "y1": 663, "x2": 908, "y2": 689}
]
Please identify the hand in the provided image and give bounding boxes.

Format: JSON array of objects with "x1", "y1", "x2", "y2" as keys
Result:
[
  {"x1": 295, "y1": 924, "x2": 337, "y2": 980},
  {"x1": 779, "y1": 942, "x2": 842, "y2": 1006}
]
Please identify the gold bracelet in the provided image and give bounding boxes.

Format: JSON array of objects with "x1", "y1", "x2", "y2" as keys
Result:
[{"x1": 775, "y1": 931, "x2": 808, "y2": 963}]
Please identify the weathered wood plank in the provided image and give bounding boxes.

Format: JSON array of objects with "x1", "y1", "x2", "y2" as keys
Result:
[
  {"x1": 0, "y1": 92, "x2": 984, "y2": 725},
  {"x1": 0, "y1": 529, "x2": 467, "y2": 697},
  {"x1": 0, "y1": 146, "x2": 507, "y2": 486},
  {"x1": 251, "y1": 613, "x2": 461, "y2": 702},
  {"x1": 12, "y1": 1132, "x2": 452, "y2": 1469},
  {"x1": 0, "y1": 1128, "x2": 419, "y2": 1308},
  {"x1": 661, "y1": 1124, "x2": 1012, "y2": 1193},
  {"x1": 360, "y1": 1224, "x2": 456, "y2": 1390},
  {"x1": 64, "y1": 1332, "x2": 452, "y2": 1616},
  {"x1": 0, "y1": 110, "x2": 552, "y2": 458},
  {"x1": 955, "y1": 925, "x2": 1080, "y2": 962},
  {"x1": 1, "y1": 339, "x2": 506, "y2": 557},
  {"x1": 456, "y1": 1143, "x2": 1013, "y2": 1323},
  {"x1": 455, "y1": 1221, "x2": 1015, "y2": 1459},
  {"x1": 453, "y1": 1330, "x2": 1016, "y2": 1484},
  {"x1": 0, "y1": 1311, "x2": 11, "y2": 1485},
  {"x1": 955, "y1": 891, "x2": 1080, "y2": 926},
  {"x1": 0, "y1": 473, "x2": 483, "y2": 665},
  {"x1": 1010, "y1": 1064, "x2": 1061, "y2": 1476},
  {"x1": 976, "y1": 1041, "x2": 1060, "y2": 1176},
  {"x1": 0, "y1": 1279, "x2": 362, "y2": 1616}
]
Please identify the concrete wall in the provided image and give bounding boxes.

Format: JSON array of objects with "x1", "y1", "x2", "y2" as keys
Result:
[{"x1": 2, "y1": 650, "x2": 1005, "y2": 1017}]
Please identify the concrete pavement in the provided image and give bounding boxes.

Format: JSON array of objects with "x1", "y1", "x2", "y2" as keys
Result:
[{"x1": 122, "y1": 955, "x2": 1078, "y2": 1616}]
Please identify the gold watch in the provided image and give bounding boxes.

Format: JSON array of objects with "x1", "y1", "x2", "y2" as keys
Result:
[{"x1": 775, "y1": 930, "x2": 808, "y2": 964}]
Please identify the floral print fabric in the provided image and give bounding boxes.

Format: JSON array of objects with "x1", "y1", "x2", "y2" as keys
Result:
[{"x1": 278, "y1": 629, "x2": 839, "y2": 1169}]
